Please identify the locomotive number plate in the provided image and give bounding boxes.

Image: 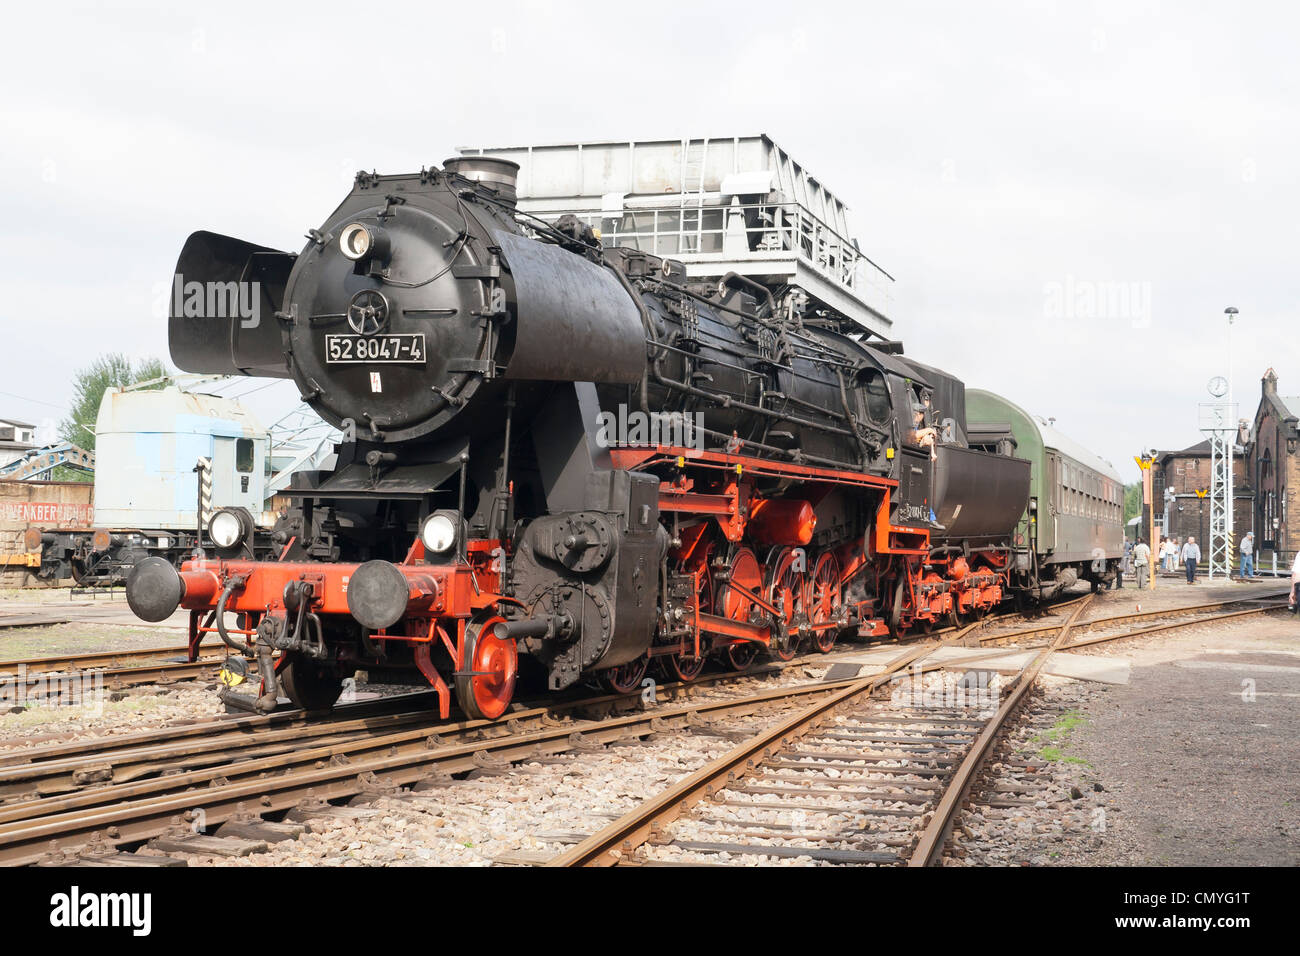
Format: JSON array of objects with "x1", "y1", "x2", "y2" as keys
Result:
[{"x1": 325, "y1": 334, "x2": 426, "y2": 364}]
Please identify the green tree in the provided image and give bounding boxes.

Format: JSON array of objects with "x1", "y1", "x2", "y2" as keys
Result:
[
  {"x1": 54, "y1": 354, "x2": 168, "y2": 481},
  {"x1": 1122, "y1": 481, "x2": 1142, "y2": 527}
]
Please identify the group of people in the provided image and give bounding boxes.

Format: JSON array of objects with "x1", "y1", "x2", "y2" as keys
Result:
[
  {"x1": 1117, "y1": 530, "x2": 1300, "y2": 610},
  {"x1": 1119, "y1": 536, "x2": 1202, "y2": 587}
]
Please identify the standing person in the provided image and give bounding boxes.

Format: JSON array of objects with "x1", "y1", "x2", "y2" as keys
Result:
[
  {"x1": 1182, "y1": 536, "x2": 1201, "y2": 584},
  {"x1": 1239, "y1": 531, "x2": 1255, "y2": 579},
  {"x1": 1171, "y1": 537, "x2": 1182, "y2": 572},
  {"x1": 1133, "y1": 538, "x2": 1151, "y2": 589},
  {"x1": 1162, "y1": 538, "x2": 1175, "y2": 573}
]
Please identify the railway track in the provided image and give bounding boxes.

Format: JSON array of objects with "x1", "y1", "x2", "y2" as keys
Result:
[
  {"x1": 0, "y1": 674, "x2": 919, "y2": 866},
  {"x1": 549, "y1": 589, "x2": 1290, "y2": 867},
  {"x1": 0, "y1": 588, "x2": 1283, "y2": 866},
  {"x1": 546, "y1": 605, "x2": 1089, "y2": 866},
  {"x1": 977, "y1": 591, "x2": 1289, "y2": 647},
  {"x1": 0, "y1": 642, "x2": 223, "y2": 677},
  {"x1": 0, "y1": 618, "x2": 998, "y2": 866},
  {"x1": 0, "y1": 642, "x2": 230, "y2": 700},
  {"x1": 0, "y1": 585, "x2": 1096, "y2": 708}
]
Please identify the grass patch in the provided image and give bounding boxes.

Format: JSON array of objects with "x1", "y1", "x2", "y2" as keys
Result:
[{"x1": 1032, "y1": 710, "x2": 1092, "y2": 766}]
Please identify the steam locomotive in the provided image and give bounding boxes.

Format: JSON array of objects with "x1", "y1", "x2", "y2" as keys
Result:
[{"x1": 125, "y1": 156, "x2": 1123, "y2": 718}]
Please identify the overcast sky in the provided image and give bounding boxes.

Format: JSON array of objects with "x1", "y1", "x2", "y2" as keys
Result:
[{"x1": 2, "y1": 0, "x2": 1295, "y2": 482}]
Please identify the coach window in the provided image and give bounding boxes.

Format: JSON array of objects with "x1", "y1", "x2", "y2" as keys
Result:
[{"x1": 236, "y1": 438, "x2": 255, "y2": 473}]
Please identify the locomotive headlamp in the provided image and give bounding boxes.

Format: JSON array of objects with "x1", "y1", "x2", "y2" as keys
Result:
[
  {"x1": 209, "y1": 509, "x2": 246, "y2": 549},
  {"x1": 421, "y1": 512, "x2": 458, "y2": 554},
  {"x1": 338, "y1": 222, "x2": 391, "y2": 267},
  {"x1": 339, "y1": 222, "x2": 373, "y2": 260}
]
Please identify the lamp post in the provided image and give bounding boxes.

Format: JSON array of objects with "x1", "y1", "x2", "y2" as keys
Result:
[
  {"x1": 1135, "y1": 452, "x2": 1156, "y2": 589},
  {"x1": 1225, "y1": 306, "x2": 1238, "y2": 575}
]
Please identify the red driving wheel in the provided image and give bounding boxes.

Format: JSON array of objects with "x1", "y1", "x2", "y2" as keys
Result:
[
  {"x1": 716, "y1": 546, "x2": 763, "y2": 670},
  {"x1": 807, "y1": 551, "x2": 842, "y2": 653},
  {"x1": 765, "y1": 547, "x2": 807, "y2": 662}
]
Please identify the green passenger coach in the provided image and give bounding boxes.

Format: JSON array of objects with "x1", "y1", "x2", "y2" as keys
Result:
[{"x1": 966, "y1": 389, "x2": 1125, "y2": 595}]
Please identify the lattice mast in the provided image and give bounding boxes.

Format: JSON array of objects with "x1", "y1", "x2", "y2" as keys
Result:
[{"x1": 1200, "y1": 355, "x2": 1236, "y2": 580}]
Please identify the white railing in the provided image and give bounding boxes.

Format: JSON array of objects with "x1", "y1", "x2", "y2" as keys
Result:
[{"x1": 557, "y1": 200, "x2": 893, "y2": 310}]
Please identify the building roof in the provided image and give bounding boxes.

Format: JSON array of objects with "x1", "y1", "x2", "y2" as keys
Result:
[
  {"x1": 1157, "y1": 439, "x2": 1211, "y2": 462},
  {"x1": 0, "y1": 417, "x2": 36, "y2": 428},
  {"x1": 1251, "y1": 370, "x2": 1300, "y2": 442}
]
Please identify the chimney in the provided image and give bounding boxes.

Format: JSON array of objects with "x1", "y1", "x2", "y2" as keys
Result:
[
  {"x1": 1263, "y1": 367, "x2": 1278, "y2": 396},
  {"x1": 443, "y1": 156, "x2": 520, "y2": 207}
]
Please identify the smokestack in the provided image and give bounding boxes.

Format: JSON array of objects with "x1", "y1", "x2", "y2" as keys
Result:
[{"x1": 443, "y1": 156, "x2": 520, "y2": 207}]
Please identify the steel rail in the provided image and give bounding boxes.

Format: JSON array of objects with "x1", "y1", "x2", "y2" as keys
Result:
[
  {"x1": 546, "y1": 624, "x2": 984, "y2": 867},
  {"x1": 0, "y1": 651, "x2": 845, "y2": 775},
  {"x1": 0, "y1": 598, "x2": 1020, "y2": 773},
  {"x1": 977, "y1": 591, "x2": 1289, "y2": 645},
  {"x1": 905, "y1": 595, "x2": 1095, "y2": 867},
  {"x1": 1062, "y1": 601, "x2": 1289, "y2": 650},
  {"x1": 904, "y1": 595, "x2": 1286, "y2": 865},
  {"x1": 1, "y1": 659, "x2": 228, "y2": 702},
  {"x1": 0, "y1": 677, "x2": 872, "y2": 866},
  {"x1": 0, "y1": 589, "x2": 1158, "y2": 866},
  {"x1": 2, "y1": 644, "x2": 988, "y2": 842},
  {"x1": 0, "y1": 643, "x2": 223, "y2": 676},
  {"x1": 0, "y1": 661, "x2": 845, "y2": 808}
]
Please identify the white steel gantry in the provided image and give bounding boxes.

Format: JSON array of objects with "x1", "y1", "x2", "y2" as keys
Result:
[
  {"x1": 1199, "y1": 396, "x2": 1236, "y2": 581},
  {"x1": 456, "y1": 135, "x2": 895, "y2": 336}
]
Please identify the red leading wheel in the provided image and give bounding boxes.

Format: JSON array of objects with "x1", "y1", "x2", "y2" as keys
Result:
[
  {"x1": 456, "y1": 616, "x2": 518, "y2": 721},
  {"x1": 807, "y1": 551, "x2": 842, "y2": 653}
]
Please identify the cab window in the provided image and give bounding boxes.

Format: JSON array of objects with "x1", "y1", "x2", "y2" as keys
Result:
[{"x1": 236, "y1": 438, "x2": 255, "y2": 474}]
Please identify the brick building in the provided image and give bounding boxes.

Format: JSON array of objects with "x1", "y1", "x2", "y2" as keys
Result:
[
  {"x1": 1153, "y1": 436, "x2": 1251, "y2": 549},
  {"x1": 1243, "y1": 369, "x2": 1300, "y2": 560},
  {"x1": 1153, "y1": 369, "x2": 1300, "y2": 568}
]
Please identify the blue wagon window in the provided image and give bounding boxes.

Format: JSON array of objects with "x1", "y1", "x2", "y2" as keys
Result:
[{"x1": 236, "y1": 438, "x2": 254, "y2": 474}]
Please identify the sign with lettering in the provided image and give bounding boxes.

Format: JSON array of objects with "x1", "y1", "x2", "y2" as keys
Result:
[{"x1": 0, "y1": 501, "x2": 94, "y2": 526}]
